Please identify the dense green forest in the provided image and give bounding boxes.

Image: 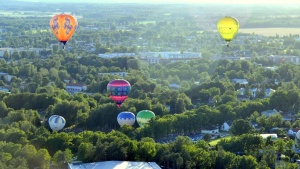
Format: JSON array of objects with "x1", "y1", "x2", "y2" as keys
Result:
[{"x1": 1, "y1": 1, "x2": 300, "y2": 169}]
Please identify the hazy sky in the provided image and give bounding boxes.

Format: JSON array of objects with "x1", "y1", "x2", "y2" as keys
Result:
[{"x1": 19, "y1": 0, "x2": 300, "y2": 4}]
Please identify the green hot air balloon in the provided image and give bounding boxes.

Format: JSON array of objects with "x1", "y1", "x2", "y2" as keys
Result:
[{"x1": 136, "y1": 110, "x2": 155, "y2": 127}]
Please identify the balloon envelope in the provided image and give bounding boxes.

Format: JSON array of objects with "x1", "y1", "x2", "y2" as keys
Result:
[
  {"x1": 296, "y1": 130, "x2": 300, "y2": 140},
  {"x1": 217, "y1": 16, "x2": 239, "y2": 46},
  {"x1": 117, "y1": 111, "x2": 135, "y2": 126},
  {"x1": 50, "y1": 14, "x2": 78, "y2": 46},
  {"x1": 136, "y1": 110, "x2": 155, "y2": 127},
  {"x1": 48, "y1": 115, "x2": 66, "y2": 131},
  {"x1": 107, "y1": 79, "x2": 131, "y2": 109}
]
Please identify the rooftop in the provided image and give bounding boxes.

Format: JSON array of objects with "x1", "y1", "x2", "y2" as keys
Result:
[{"x1": 68, "y1": 161, "x2": 161, "y2": 169}]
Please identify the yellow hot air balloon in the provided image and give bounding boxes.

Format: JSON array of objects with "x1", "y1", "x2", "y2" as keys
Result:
[
  {"x1": 217, "y1": 16, "x2": 239, "y2": 47},
  {"x1": 50, "y1": 14, "x2": 78, "y2": 49}
]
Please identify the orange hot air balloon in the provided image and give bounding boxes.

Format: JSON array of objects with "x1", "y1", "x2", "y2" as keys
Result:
[{"x1": 50, "y1": 14, "x2": 78, "y2": 49}]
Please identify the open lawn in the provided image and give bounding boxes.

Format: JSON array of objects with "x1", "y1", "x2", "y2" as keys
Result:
[
  {"x1": 209, "y1": 136, "x2": 232, "y2": 146},
  {"x1": 239, "y1": 28, "x2": 300, "y2": 37}
]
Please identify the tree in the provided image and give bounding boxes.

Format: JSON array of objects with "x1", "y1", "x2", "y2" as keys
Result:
[
  {"x1": 261, "y1": 145, "x2": 276, "y2": 168},
  {"x1": 136, "y1": 137, "x2": 156, "y2": 161},
  {"x1": 127, "y1": 59, "x2": 140, "y2": 70},
  {"x1": 275, "y1": 139, "x2": 286, "y2": 154},
  {"x1": 77, "y1": 142, "x2": 96, "y2": 163},
  {"x1": 4, "y1": 50, "x2": 10, "y2": 60},
  {"x1": 203, "y1": 133, "x2": 211, "y2": 142},
  {"x1": 235, "y1": 155, "x2": 258, "y2": 169},
  {"x1": 11, "y1": 51, "x2": 21, "y2": 60},
  {"x1": 46, "y1": 100, "x2": 90, "y2": 127},
  {"x1": 230, "y1": 119, "x2": 255, "y2": 136},
  {"x1": 52, "y1": 149, "x2": 73, "y2": 168},
  {"x1": 52, "y1": 44, "x2": 59, "y2": 54},
  {"x1": 32, "y1": 148, "x2": 51, "y2": 169},
  {"x1": 292, "y1": 120, "x2": 300, "y2": 128}
]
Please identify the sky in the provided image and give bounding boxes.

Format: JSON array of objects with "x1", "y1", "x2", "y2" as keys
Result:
[{"x1": 18, "y1": 0, "x2": 300, "y2": 4}]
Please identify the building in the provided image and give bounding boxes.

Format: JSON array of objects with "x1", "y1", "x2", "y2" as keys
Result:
[
  {"x1": 0, "y1": 87, "x2": 10, "y2": 93},
  {"x1": 98, "y1": 72, "x2": 128, "y2": 78},
  {"x1": 232, "y1": 78, "x2": 248, "y2": 85},
  {"x1": 201, "y1": 127, "x2": 219, "y2": 134},
  {"x1": 68, "y1": 161, "x2": 161, "y2": 169},
  {"x1": 237, "y1": 94, "x2": 250, "y2": 101},
  {"x1": 265, "y1": 88, "x2": 276, "y2": 97},
  {"x1": 260, "y1": 134, "x2": 278, "y2": 140},
  {"x1": 0, "y1": 72, "x2": 14, "y2": 82},
  {"x1": 66, "y1": 83, "x2": 87, "y2": 93},
  {"x1": 98, "y1": 53, "x2": 136, "y2": 58},
  {"x1": 139, "y1": 52, "x2": 201, "y2": 65},
  {"x1": 237, "y1": 88, "x2": 275, "y2": 98},
  {"x1": 287, "y1": 128, "x2": 300, "y2": 137},
  {"x1": 221, "y1": 121, "x2": 232, "y2": 131},
  {"x1": 169, "y1": 83, "x2": 180, "y2": 89},
  {"x1": 261, "y1": 109, "x2": 280, "y2": 117}
]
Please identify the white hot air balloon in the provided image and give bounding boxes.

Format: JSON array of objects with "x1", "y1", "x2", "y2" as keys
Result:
[
  {"x1": 48, "y1": 115, "x2": 66, "y2": 131},
  {"x1": 295, "y1": 130, "x2": 300, "y2": 147},
  {"x1": 117, "y1": 111, "x2": 135, "y2": 126}
]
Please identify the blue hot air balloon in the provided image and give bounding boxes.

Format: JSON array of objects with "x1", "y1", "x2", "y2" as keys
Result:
[
  {"x1": 117, "y1": 111, "x2": 135, "y2": 126},
  {"x1": 48, "y1": 115, "x2": 66, "y2": 131}
]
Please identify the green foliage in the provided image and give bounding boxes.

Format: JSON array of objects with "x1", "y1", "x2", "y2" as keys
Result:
[
  {"x1": 3, "y1": 93, "x2": 57, "y2": 110},
  {"x1": 0, "y1": 2, "x2": 300, "y2": 168},
  {"x1": 230, "y1": 119, "x2": 256, "y2": 136}
]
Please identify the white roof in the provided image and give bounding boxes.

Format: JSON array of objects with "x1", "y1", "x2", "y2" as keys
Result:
[
  {"x1": 68, "y1": 161, "x2": 161, "y2": 169},
  {"x1": 260, "y1": 134, "x2": 278, "y2": 139}
]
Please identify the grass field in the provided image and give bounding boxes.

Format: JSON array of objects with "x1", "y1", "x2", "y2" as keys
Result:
[
  {"x1": 209, "y1": 136, "x2": 232, "y2": 146},
  {"x1": 239, "y1": 28, "x2": 300, "y2": 37}
]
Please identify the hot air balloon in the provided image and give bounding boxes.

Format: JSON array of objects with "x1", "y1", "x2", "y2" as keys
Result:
[
  {"x1": 295, "y1": 130, "x2": 300, "y2": 147},
  {"x1": 217, "y1": 16, "x2": 239, "y2": 47},
  {"x1": 117, "y1": 111, "x2": 135, "y2": 126},
  {"x1": 48, "y1": 115, "x2": 66, "y2": 131},
  {"x1": 50, "y1": 13, "x2": 78, "y2": 49},
  {"x1": 107, "y1": 79, "x2": 131, "y2": 109},
  {"x1": 136, "y1": 110, "x2": 155, "y2": 127}
]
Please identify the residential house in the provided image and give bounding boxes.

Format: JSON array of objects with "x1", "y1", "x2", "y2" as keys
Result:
[
  {"x1": 250, "y1": 88, "x2": 258, "y2": 98},
  {"x1": 287, "y1": 128, "x2": 300, "y2": 137},
  {"x1": 221, "y1": 121, "x2": 232, "y2": 131},
  {"x1": 201, "y1": 127, "x2": 219, "y2": 134},
  {"x1": 237, "y1": 87, "x2": 275, "y2": 99},
  {"x1": 237, "y1": 94, "x2": 250, "y2": 101},
  {"x1": 66, "y1": 83, "x2": 87, "y2": 93},
  {"x1": 169, "y1": 83, "x2": 180, "y2": 89},
  {"x1": 98, "y1": 72, "x2": 128, "y2": 78},
  {"x1": 260, "y1": 134, "x2": 278, "y2": 140},
  {"x1": 208, "y1": 97, "x2": 214, "y2": 105},
  {"x1": 250, "y1": 121, "x2": 261, "y2": 131},
  {"x1": 261, "y1": 109, "x2": 280, "y2": 117},
  {"x1": 0, "y1": 72, "x2": 14, "y2": 82},
  {"x1": 232, "y1": 78, "x2": 248, "y2": 85},
  {"x1": 265, "y1": 88, "x2": 276, "y2": 97},
  {"x1": 0, "y1": 87, "x2": 10, "y2": 93},
  {"x1": 221, "y1": 121, "x2": 259, "y2": 132}
]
